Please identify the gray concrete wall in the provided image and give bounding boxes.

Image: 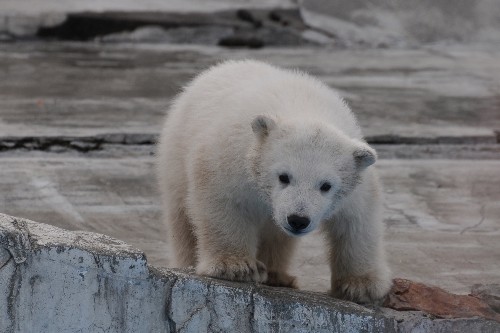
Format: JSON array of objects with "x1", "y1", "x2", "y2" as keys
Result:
[{"x1": 1, "y1": 213, "x2": 499, "y2": 333}]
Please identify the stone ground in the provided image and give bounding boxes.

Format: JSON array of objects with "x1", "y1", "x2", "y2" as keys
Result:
[{"x1": 0, "y1": 0, "x2": 499, "y2": 298}]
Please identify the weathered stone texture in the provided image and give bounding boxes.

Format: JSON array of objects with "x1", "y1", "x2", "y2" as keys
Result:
[
  {"x1": 0, "y1": 213, "x2": 172, "y2": 333},
  {"x1": 1, "y1": 214, "x2": 499, "y2": 333}
]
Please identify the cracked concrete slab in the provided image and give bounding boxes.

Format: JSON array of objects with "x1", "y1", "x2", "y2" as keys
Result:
[
  {"x1": 1, "y1": 43, "x2": 499, "y2": 143},
  {"x1": 1, "y1": 214, "x2": 498, "y2": 332},
  {"x1": 0, "y1": 156, "x2": 498, "y2": 295}
]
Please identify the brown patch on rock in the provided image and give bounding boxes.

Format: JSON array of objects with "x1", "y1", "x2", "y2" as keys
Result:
[{"x1": 383, "y1": 278, "x2": 500, "y2": 322}]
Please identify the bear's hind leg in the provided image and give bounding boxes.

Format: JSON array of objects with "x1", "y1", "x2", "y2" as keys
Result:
[{"x1": 258, "y1": 224, "x2": 298, "y2": 288}]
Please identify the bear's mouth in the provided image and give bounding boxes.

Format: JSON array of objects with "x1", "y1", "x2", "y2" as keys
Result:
[{"x1": 283, "y1": 226, "x2": 309, "y2": 237}]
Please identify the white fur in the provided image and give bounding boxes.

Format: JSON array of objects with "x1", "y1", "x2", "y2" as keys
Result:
[{"x1": 156, "y1": 60, "x2": 391, "y2": 302}]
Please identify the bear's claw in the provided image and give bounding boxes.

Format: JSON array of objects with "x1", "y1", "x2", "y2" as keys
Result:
[
  {"x1": 331, "y1": 274, "x2": 392, "y2": 304},
  {"x1": 198, "y1": 257, "x2": 268, "y2": 283}
]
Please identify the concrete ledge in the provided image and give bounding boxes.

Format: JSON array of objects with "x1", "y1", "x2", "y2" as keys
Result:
[{"x1": 1, "y1": 213, "x2": 498, "y2": 332}]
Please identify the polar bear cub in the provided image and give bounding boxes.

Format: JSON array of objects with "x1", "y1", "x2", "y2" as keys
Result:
[{"x1": 157, "y1": 60, "x2": 391, "y2": 302}]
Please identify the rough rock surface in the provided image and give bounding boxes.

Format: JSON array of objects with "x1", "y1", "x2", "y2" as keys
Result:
[
  {"x1": 2, "y1": 214, "x2": 499, "y2": 333},
  {"x1": 1, "y1": 43, "x2": 499, "y2": 143},
  {"x1": 384, "y1": 278, "x2": 500, "y2": 322}
]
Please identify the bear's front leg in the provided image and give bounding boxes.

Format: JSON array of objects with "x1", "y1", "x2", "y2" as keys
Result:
[
  {"x1": 326, "y1": 222, "x2": 391, "y2": 303},
  {"x1": 324, "y1": 177, "x2": 391, "y2": 303},
  {"x1": 257, "y1": 222, "x2": 298, "y2": 288},
  {"x1": 192, "y1": 208, "x2": 268, "y2": 284},
  {"x1": 187, "y1": 146, "x2": 268, "y2": 284}
]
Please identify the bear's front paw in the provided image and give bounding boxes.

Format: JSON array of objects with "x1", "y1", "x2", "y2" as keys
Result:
[
  {"x1": 197, "y1": 257, "x2": 268, "y2": 283},
  {"x1": 266, "y1": 271, "x2": 298, "y2": 289},
  {"x1": 331, "y1": 274, "x2": 392, "y2": 304}
]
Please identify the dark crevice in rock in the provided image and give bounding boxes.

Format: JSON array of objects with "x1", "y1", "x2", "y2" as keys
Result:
[
  {"x1": 165, "y1": 274, "x2": 179, "y2": 333},
  {"x1": 35, "y1": 9, "x2": 318, "y2": 48},
  {"x1": 7, "y1": 263, "x2": 22, "y2": 333},
  {"x1": 248, "y1": 288, "x2": 256, "y2": 332},
  {"x1": 0, "y1": 136, "x2": 104, "y2": 153},
  {"x1": 365, "y1": 134, "x2": 496, "y2": 145},
  {"x1": 0, "y1": 133, "x2": 156, "y2": 153},
  {"x1": 37, "y1": 11, "x2": 242, "y2": 40},
  {"x1": 0, "y1": 249, "x2": 12, "y2": 270},
  {"x1": 218, "y1": 36, "x2": 264, "y2": 48},
  {"x1": 236, "y1": 9, "x2": 263, "y2": 28}
]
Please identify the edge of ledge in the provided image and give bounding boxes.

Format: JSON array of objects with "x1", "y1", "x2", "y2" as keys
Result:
[{"x1": 1, "y1": 213, "x2": 498, "y2": 333}]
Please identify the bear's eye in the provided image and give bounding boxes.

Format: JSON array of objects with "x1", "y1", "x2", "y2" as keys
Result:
[
  {"x1": 279, "y1": 173, "x2": 290, "y2": 185},
  {"x1": 320, "y1": 182, "x2": 331, "y2": 192}
]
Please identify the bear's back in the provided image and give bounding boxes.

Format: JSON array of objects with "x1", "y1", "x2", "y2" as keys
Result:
[
  {"x1": 186, "y1": 60, "x2": 359, "y2": 135},
  {"x1": 164, "y1": 60, "x2": 363, "y2": 153}
]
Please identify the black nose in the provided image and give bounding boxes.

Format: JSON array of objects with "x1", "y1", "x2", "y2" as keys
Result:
[{"x1": 287, "y1": 215, "x2": 310, "y2": 231}]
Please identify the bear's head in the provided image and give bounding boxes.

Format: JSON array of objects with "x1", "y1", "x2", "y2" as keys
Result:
[{"x1": 248, "y1": 115, "x2": 376, "y2": 237}]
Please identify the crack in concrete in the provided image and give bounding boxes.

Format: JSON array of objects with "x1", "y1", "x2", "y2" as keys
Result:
[
  {"x1": 0, "y1": 131, "x2": 499, "y2": 157},
  {"x1": 384, "y1": 204, "x2": 419, "y2": 227},
  {"x1": 460, "y1": 203, "x2": 487, "y2": 235},
  {"x1": 248, "y1": 287, "x2": 256, "y2": 332},
  {"x1": 0, "y1": 248, "x2": 12, "y2": 269},
  {"x1": 206, "y1": 295, "x2": 215, "y2": 333},
  {"x1": 365, "y1": 134, "x2": 498, "y2": 145},
  {"x1": 175, "y1": 303, "x2": 207, "y2": 332},
  {"x1": 0, "y1": 136, "x2": 103, "y2": 153},
  {"x1": 0, "y1": 133, "x2": 157, "y2": 153},
  {"x1": 165, "y1": 274, "x2": 179, "y2": 333},
  {"x1": 6, "y1": 262, "x2": 22, "y2": 333},
  {"x1": 1, "y1": 131, "x2": 499, "y2": 154}
]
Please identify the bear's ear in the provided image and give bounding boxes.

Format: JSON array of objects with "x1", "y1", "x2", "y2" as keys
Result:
[
  {"x1": 353, "y1": 142, "x2": 377, "y2": 169},
  {"x1": 251, "y1": 115, "x2": 276, "y2": 139}
]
